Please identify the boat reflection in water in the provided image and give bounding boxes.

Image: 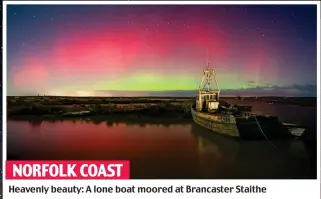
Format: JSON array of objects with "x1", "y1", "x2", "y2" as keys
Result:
[
  {"x1": 7, "y1": 119, "x2": 313, "y2": 179},
  {"x1": 190, "y1": 123, "x2": 310, "y2": 179}
]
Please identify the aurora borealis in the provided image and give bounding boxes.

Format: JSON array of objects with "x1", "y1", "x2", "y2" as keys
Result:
[{"x1": 7, "y1": 5, "x2": 317, "y2": 97}]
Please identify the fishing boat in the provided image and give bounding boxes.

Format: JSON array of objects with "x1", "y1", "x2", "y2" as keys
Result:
[{"x1": 191, "y1": 66, "x2": 305, "y2": 140}]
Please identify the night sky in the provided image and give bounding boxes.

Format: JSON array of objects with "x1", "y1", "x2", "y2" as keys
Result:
[{"x1": 6, "y1": 5, "x2": 317, "y2": 97}]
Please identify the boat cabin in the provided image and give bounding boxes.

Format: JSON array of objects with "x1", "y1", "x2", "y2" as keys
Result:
[{"x1": 196, "y1": 90, "x2": 220, "y2": 112}]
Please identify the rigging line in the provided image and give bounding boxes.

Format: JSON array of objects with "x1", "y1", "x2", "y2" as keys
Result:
[{"x1": 253, "y1": 115, "x2": 277, "y2": 148}]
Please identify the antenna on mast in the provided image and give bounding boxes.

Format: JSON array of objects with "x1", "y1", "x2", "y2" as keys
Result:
[{"x1": 206, "y1": 48, "x2": 209, "y2": 68}]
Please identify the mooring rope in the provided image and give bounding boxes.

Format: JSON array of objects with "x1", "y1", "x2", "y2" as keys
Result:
[{"x1": 253, "y1": 115, "x2": 277, "y2": 148}]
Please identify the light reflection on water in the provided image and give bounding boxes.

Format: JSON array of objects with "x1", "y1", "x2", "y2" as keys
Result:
[
  {"x1": 7, "y1": 120, "x2": 313, "y2": 179},
  {"x1": 7, "y1": 101, "x2": 317, "y2": 179}
]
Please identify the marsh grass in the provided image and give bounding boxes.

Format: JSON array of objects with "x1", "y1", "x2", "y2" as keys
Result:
[{"x1": 7, "y1": 96, "x2": 194, "y2": 119}]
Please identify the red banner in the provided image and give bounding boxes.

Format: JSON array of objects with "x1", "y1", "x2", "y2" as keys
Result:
[{"x1": 6, "y1": 160, "x2": 130, "y2": 179}]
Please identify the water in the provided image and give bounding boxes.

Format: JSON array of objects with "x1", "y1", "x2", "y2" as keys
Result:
[{"x1": 7, "y1": 101, "x2": 316, "y2": 179}]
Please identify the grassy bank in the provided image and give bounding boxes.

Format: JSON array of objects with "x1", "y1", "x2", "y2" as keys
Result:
[{"x1": 7, "y1": 96, "x2": 194, "y2": 119}]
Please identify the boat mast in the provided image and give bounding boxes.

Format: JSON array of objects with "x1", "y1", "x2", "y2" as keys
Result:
[
  {"x1": 196, "y1": 49, "x2": 221, "y2": 112},
  {"x1": 198, "y1": 66, "x2": 220, "y2": 94},
  {"x1": 199, "y1": 48, "x2": 220, "y2": 94}
]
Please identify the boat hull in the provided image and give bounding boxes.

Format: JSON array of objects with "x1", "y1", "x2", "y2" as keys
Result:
[
  {"x1": 289, "y1": 128, "x2": 305, "y2": 137},
  {"x1": 282, "y1": 123, "x2": 306, "y2": 138},
  {"x1": 191, "y1": 106, "x2": 299, "y2": 140},
  {"x1": 191, "y1": 107, "x2": 240, "y2": 138}
]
